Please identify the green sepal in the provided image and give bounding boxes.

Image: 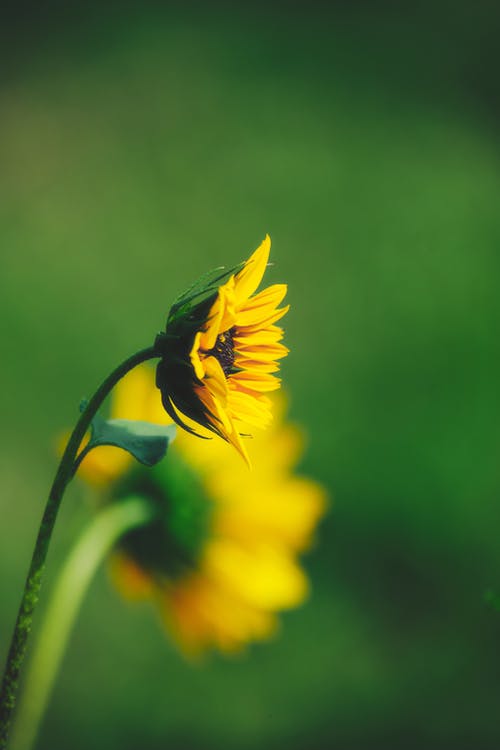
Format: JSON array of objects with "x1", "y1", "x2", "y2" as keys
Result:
[
  {"x1": 81, "y1": 402, "x2": 176, "y2": 467},
  {"x1": 167, "y1": 262, "x2": 243, "y2": 327}
]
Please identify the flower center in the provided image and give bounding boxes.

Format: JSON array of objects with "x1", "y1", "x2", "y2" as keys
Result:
[{"x1": 209, "y1": 327, "x2": 236, "y2": 376}]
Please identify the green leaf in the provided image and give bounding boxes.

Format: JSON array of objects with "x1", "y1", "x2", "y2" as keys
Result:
[{"x1": 86, "y1": 414, "x2": 176, "y2": 467}]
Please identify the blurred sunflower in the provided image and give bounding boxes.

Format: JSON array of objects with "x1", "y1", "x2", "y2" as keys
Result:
[
  {"x1": 155, "y1": 235, "x2": 289, "y2": 464},
  {"x1": 78, "y1": 365, "x2": 326, "y2": 656}
]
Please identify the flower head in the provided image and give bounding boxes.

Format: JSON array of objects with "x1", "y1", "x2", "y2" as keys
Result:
[
  {"x1": 155, "y1": 235, "x2": 289, "y2": 464},
  {"x1": 78, "y1": 365, "x2": 326, "y2": 657}
]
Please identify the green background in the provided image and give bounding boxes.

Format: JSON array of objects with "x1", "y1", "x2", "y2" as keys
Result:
[{"x1": 2, "y1": 3, "x2": 500, "y2": 748}]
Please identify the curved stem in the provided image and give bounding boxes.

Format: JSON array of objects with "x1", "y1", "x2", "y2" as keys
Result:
[
  {"x1": 9, "y1": 497, "x2": 155, "y2": 750},
  {"x1": 0, "y1": 345, "x2": 158, "y2": 747}
]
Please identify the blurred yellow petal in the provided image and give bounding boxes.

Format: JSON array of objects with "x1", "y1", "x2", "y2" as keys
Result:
[
  {"x1": 109, "y1": 554, "x2": 155, "y2": 601},
  {"x1": 204, "y1": 539, "x2": 309, "y2": 609},
  {"x1": 215, "y1": 479, "x2": 328, "y2": 551},
  {"x1": 165, "y1": 573, "x2": 278, "y2": 656},
  {"x1": 79, "y1": 443, "x2": 132, "y2": 488},
  {"x1": 75, "y1": 362, "x2": 326, "y2": 657},
  {"x1": 112, "y1": 364, "x2": 154, "y2": 421}
]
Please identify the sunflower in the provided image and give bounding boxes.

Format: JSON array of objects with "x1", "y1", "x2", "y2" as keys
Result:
[
  {"x1": 155, "y1": 235, "x2": 289, "y2": 464},
  {"x1": 78, "y1": 365, "x2": 326, "y2": 656}
]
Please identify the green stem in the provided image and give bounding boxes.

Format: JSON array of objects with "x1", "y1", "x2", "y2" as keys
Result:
[
  {"x1": 9, "y1": 497, "x2": 155, "y2": 750},
  {"x1": 0, "y1": 345, "x2": 158, "y2": 748}
]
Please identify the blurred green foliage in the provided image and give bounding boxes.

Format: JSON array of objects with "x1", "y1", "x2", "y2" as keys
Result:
[{"x1": 1, "y1": 3, "x2": 500, "y2": 748}]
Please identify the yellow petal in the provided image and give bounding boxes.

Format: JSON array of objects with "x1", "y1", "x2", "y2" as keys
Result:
[
  {"x1": 203, "y1": 356, "x2": 228, "y2": 403},
  {"x1": 228, "y1": 389, "x2": 273, "y2": 428},
  {"x1": 233, "y1": 235, "x2": 271, "y2": 306},
  {"x1": 218, "y1": 277, "x2": 237, "y2": 332},
  {"x1": 230, "y1": 371, "x2": 281, "y2": 392},
  {"x1": 234, "y1": 326, "x2": 284, "y2": 346},
  {"x1": 238, "y1": 283, "x2": 287, "y2": 315},
  {"x1": 195, "y1": 379, "x2": 250, "y2": 465},
  {"x1": 234, "y1": 342, "x2": 289, "y2": 361},
  {"x1": 195, "y1": 382, "x2": 232, "y2": 434},
  {"x1": 200, "y1": 291, "x2": 225, "y2": 351},
  {"x1": 235, "y1": 346, "x2": 284, "y2": 363},
  {"x1": 236, "y1": 304, "x2": 290, "y2": 330},
  {"x1": 233, "y1": 358, "x2": 281, "y2": 373},
  {"x1": 225, "y1": 426, "x2": 251, "y2": 468},
  {"x1": 189, "y1": 331, "x2": 206, "y2": 380},
  {"x1": 200, "y1": 278, "x2": 237, "y2": 351}
]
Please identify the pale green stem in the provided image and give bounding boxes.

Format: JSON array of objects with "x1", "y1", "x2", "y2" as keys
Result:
[{"x1": 9, "y1": 497, "x2": 155, "y2": 750}]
